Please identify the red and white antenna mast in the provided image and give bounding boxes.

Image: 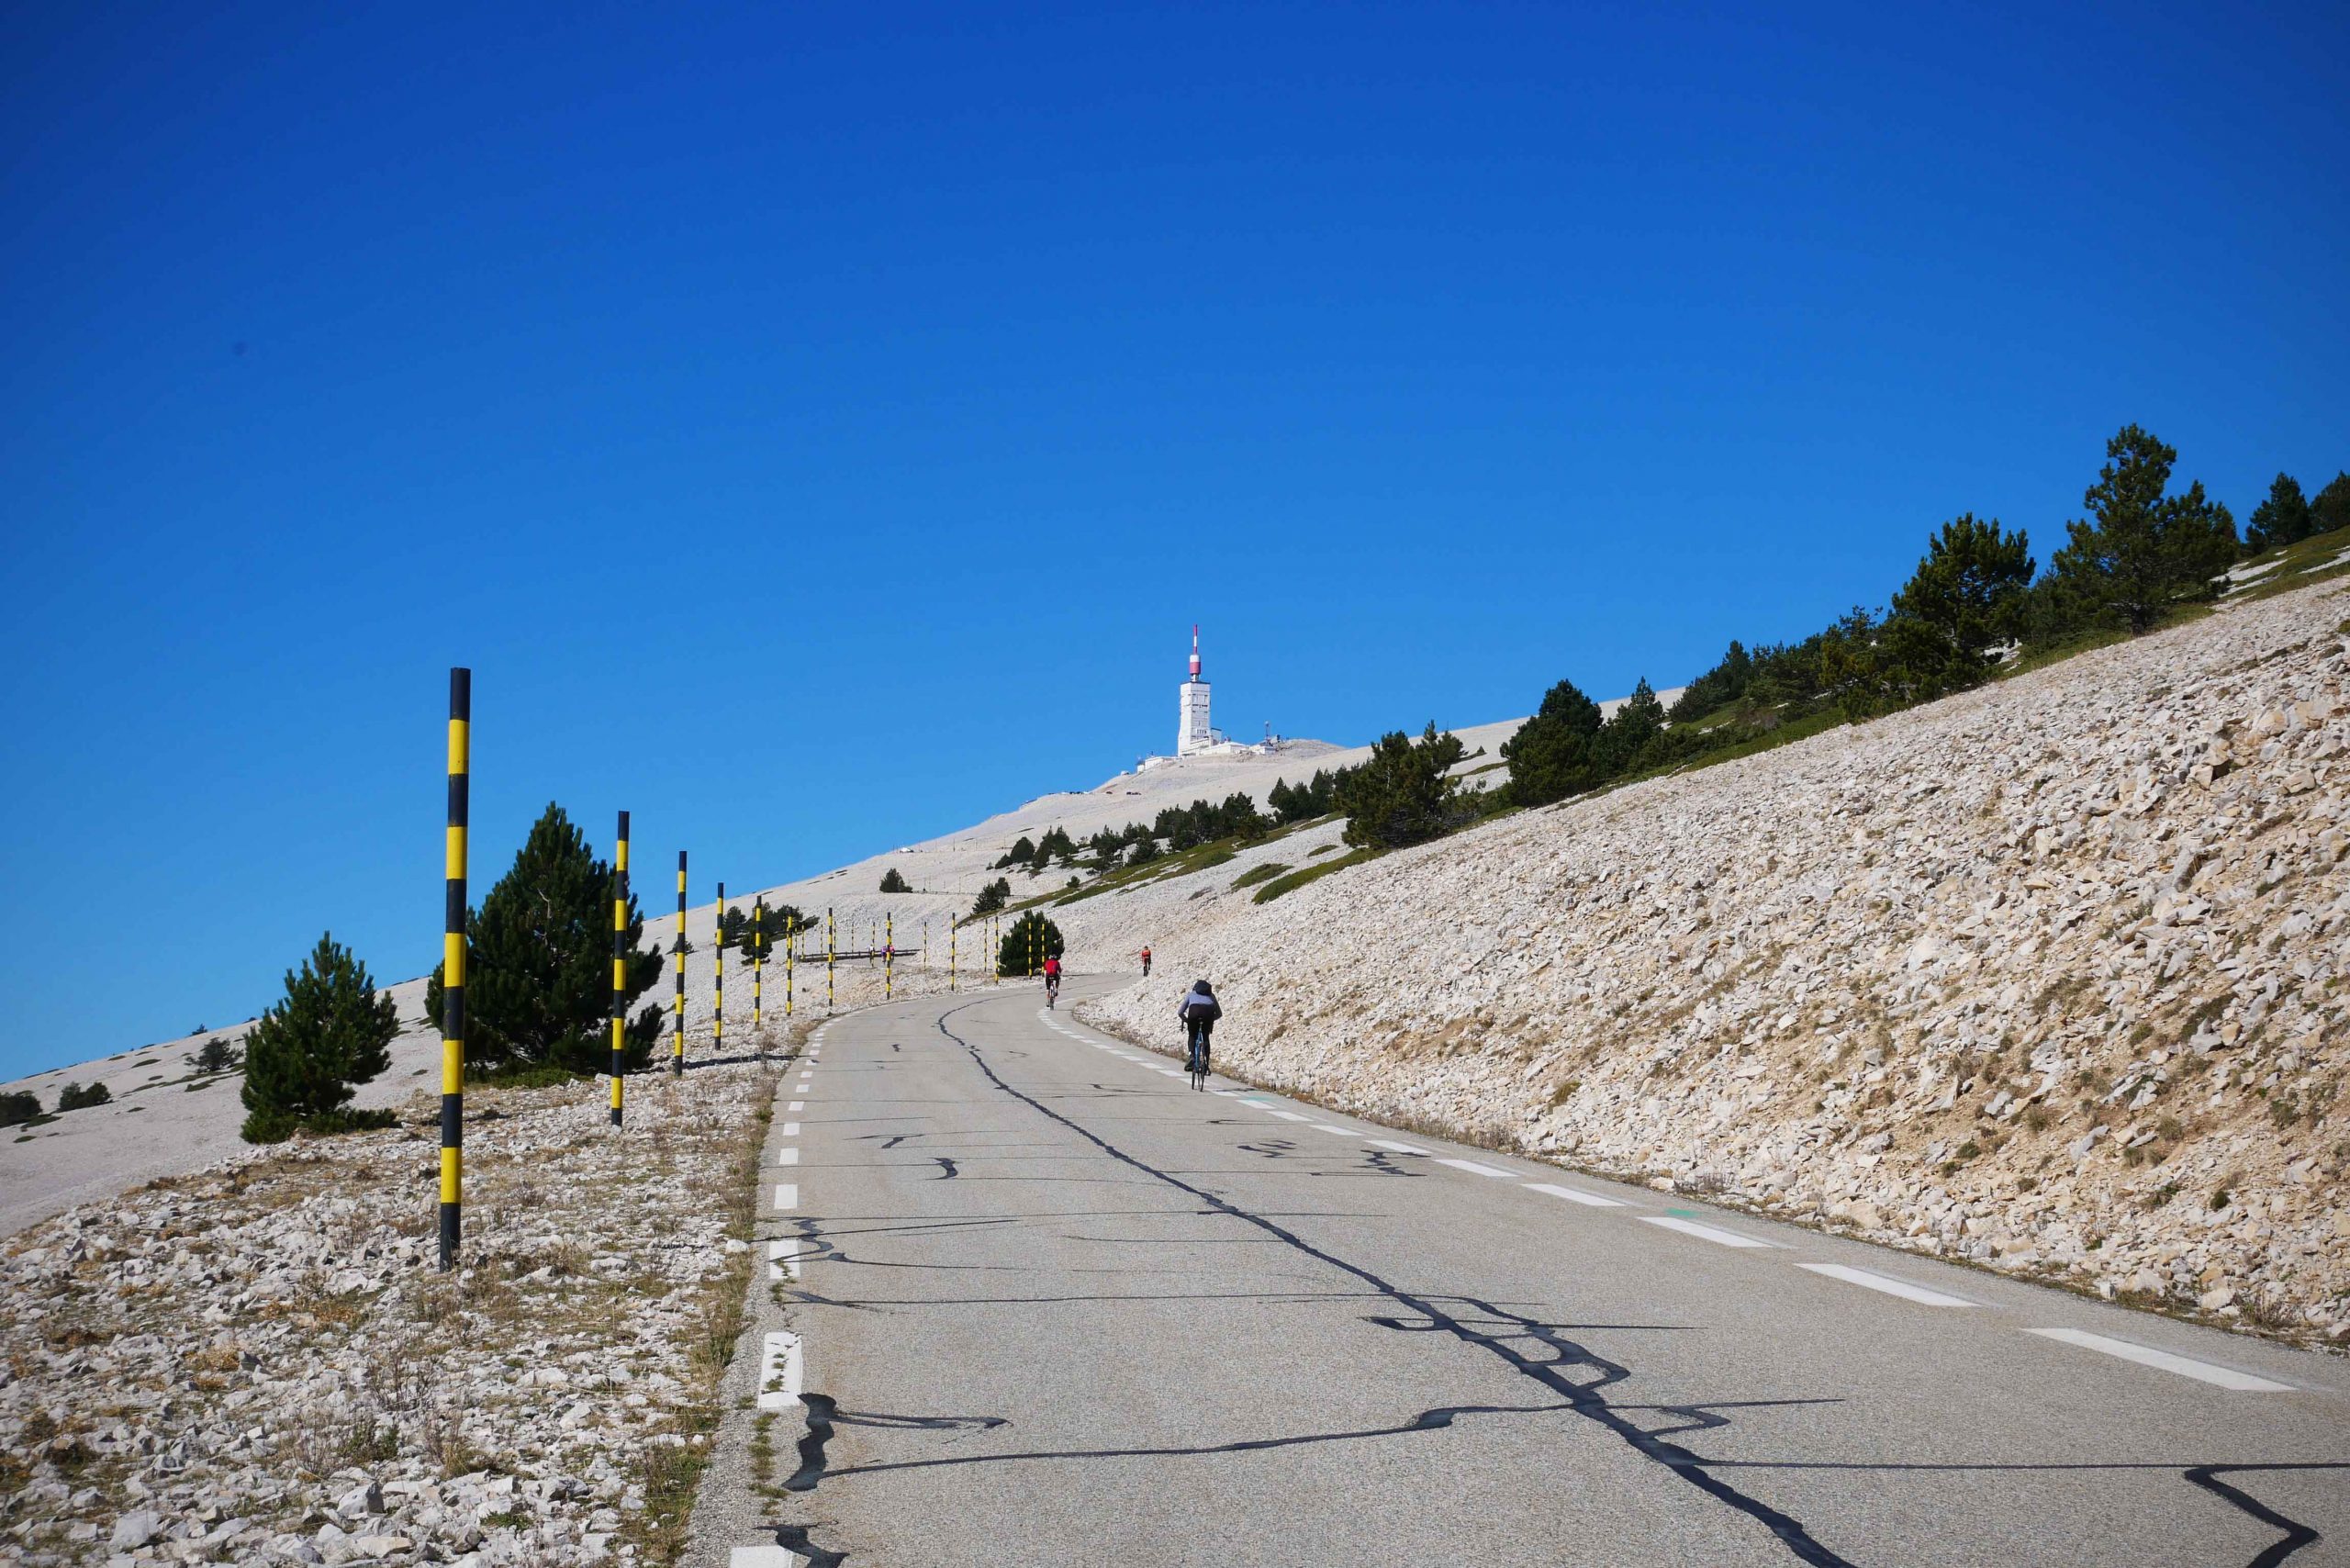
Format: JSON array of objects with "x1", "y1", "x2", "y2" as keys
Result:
[{"x1": 1189, "y1": 624, "x2": 1201, "y2": 681}]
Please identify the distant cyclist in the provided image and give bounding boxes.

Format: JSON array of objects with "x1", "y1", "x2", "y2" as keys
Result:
[
  {"x1": 1178, "y1": 979, "x2": 1220, "y2": 1091},
  {"x1": 1042, "y1": 952, "x2": 1062, "y2": 1008},
  {"x1": 1139, "y1": 946, "x2": 1153, "y2": 978}
]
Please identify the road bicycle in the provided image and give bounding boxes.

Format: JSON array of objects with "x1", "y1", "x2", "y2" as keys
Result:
[{"x1": 1185, "y1": 1032, "x2": 1210, "y2": 1091}]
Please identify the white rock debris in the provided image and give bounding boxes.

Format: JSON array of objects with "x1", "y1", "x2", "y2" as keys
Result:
[
  {"x1": 0, "y1": 1061, "x2": 777, "y2": 1564},
  {"x1": 1080, "y1": 579, "x2": 2350, "y2": 1343}
]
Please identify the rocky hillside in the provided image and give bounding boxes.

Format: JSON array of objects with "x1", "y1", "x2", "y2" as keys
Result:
[
  {"x1": 1080, "y1": 577, "x2": 2350, "y2": 1344},
  {"x1": 1, "y1": 1060, "x2": 778, "y2": 1564}
]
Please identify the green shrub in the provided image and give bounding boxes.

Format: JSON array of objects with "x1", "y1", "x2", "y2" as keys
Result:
[
  {"x1": 1230, "y1": 862, "x2": 1290, "y2": 890},
  {"x1": 57, "y1": 1081, "x2": 112, "y2": 1112},
  {"x1": 1254, "y1": 847, "x2": 1381, "y2": 902},
  {"x1": 878, "y1": 868, "x2": 912, "y2": 893},
  {"x1": 0, "y1": 1091, "x2": 41, "y2": 1126}
]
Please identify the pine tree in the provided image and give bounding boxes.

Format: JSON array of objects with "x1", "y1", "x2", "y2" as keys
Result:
[
  {"x1": 878, "y1": 868, "x2": 912, "y2": 892},
  {"x1": 1336, "y1": 723, "x2": 1468, "y2": 849},
  {"x1": 2310, "y1": 472, "x2": 2350, "y2": 539},
  {"x1": 1502, "y1": 678, "x2": 1605, "y2": 807},
  {"x1": 1596, "y1": 679, "x2": 1667, "y2": 774},
  {"x1": 2046, "y1": 425, "x2": 2238, "y2": 633},
  {"x1": 2244, "y1": 474, "x2": 2312, "y2": 553},
  {"x1": 969, "y1": 878, "x2": 1012, "y2": 917},
  {"x1": 1886, "y1": 513, "x2": 2035, "y2": 695},
  {"x1": 241, "y1": 933, "x2": 397, "y2": 1143},
  {"x1": 424, "y1": 803, "x2": 665, "y2": 1075},
  {"x1": 997, "y1": 912, "x2": 1064, "y2": 977}
]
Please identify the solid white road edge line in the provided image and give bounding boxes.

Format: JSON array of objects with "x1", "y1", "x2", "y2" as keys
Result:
[
  {"x1": 755, "y1": 1329, "x2": 803, "y2": 1411},
  {"x1": 1436, "y1": 1158, "x2": 1516, "y2": 1179},
  {"x1": 729, "y1": 1546, "x2": 802, "y2": 1567},
  {"x1": 2025, "y1": 1327, "x2": 2293, "y2": 1392},
  {"x1": 1798, "y1": 1263, "x2": 1971, "y2": 1306},
  {"x1": 1525, "y1": 1182, "x2": 1628, "y2": 1207},
  {"x1": 1640, "y1": 1215, "x2": 1778, "y2": 1249},
  {"x1": 772, "y1": 1183, "x2": 798, "y2": 1210}
]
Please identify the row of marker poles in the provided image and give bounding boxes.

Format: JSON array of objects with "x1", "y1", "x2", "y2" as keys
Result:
[
  {"x1": 610, "y1": 812, "x2": 629, "y2": 1126},
  {"x1": 440, "y1": 669, "x2": 469, "y2": 1271},
  {"x1": 672, "y1": 852, "x2": 687, "y2": 1075}
]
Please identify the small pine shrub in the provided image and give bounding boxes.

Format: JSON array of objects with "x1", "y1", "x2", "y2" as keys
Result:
[{"x1": 57, "y1": 1081, "x2": 112, "y2": 1112}]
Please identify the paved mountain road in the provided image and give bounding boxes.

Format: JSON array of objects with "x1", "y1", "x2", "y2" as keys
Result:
[{"x1": 696, "y1": 978, "x2": 2350, "y2": 1567}]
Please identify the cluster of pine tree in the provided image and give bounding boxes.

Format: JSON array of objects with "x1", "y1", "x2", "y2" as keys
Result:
[{"x1": 1511, "y1": 426, "x2": 2344, "y2": 816}]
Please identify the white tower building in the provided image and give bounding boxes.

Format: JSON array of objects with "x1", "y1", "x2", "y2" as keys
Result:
[{"x1": 1176, "y1": 625, "x2": 1216, "y2": 756}]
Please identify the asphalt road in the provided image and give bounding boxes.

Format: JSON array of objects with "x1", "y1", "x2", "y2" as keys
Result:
[{"x1": 697, "y1": 976, "x2": 2350, "y2": 1567}]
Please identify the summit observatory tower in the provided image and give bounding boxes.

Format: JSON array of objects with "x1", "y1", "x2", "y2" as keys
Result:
[{"x1": 1176, "y1": 626, "x2": 1216, "y2": 756}]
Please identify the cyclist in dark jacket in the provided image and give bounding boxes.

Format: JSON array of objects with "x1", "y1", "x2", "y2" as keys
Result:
[{"x1": 1178, "y1": 980, "x2": 1221, "y2": 1090}]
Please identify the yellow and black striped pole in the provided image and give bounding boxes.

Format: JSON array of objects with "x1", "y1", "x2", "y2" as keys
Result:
[
  {"x1": 885, "y1": 911, "x2": 894, "y2": 1000},
  {"x1": 825, "y1": 906, "x2": 835, "y2": 1013},
  {"x1": 754, "y1": 897, "x2": 766, "y2": 1030},
  {"x1": 950, "y1": 920, "x2": 957, "y2": 991},
  {"x1": 785, "y1": 913, "x2": 795, "y2": 1019},
  {"x1": 672, "y1": 851, "x2": 687, "y2": 1076},
  {"x1": 439, "y1": 667, "x2": 469, "y2": 1271},
  {"x1": 610, "y1": 811, "x2": 630, "y2": 1127},
  {"x1": 714, "y1": 881, "x2": 725, "y2": 1054}
]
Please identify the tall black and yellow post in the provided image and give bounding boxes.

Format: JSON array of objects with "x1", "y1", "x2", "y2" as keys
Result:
[
  {"x1": 610, "y1": 811, "x2": 629, "y2": 1127},
  {"x1": 672, "y1": 850, "x2": 686, "y2": 1071},
  {"x1": 885, "y1": 911, "x2": 894, "y2": 1000},
  {"x1": 785, "y1": 913, "x2": 796, "y2": 1019},
  {"x1": 714, "y1": 881, "x2": 726, "y2": 1053},
  {"x1": 825, "y1": 906, "x2": 835, "y2": 1013},
  {"x1": 950, "y1": 920, "x2": 957, "y2": 991},
  {"x1": 439, "y1": 667, "x2": 469, "y2": 1271},
  {"x1": 672, "y1": 851, "x2": 687, "y2": 1076},
  {"x1": 1028, "y1": 917, "x2": 1036, "y2": 980},
  {"x1": 754, "y1": 897, "x2": 766, "y2": 1030}
]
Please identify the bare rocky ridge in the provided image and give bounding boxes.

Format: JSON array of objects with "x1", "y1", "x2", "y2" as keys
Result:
[{"x1": 1081, "y1": 578, "x2": 2350, "y2": 1344}]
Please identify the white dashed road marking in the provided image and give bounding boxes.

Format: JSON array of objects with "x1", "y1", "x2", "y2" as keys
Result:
[
  {"x1": 772, "y1": 1183, "x2": 798, "y2": 1210},
  {"x1": 1798, "y1": 1263, "x2": 1971, "y2": 1306},
  {"x1": 788, "y1": 1101, "x2": 805, "y2": 1112},
  {"x1": 780, "y1": 1122, "x2": 800, "y2": 1136},
  {"x1": 1367, "y1": 1139, "x2": 1431, "y2": 1156},
  {"x1": 1525, "y1": 1182, "x2": 1628, "y2": 1207},
  {"x1": 756, "y1": 1329, "x2": 803, "y2": 1411},
  {"x1": 2025, "y1": 1328, "x2": 2293, "y2": 1392},
  {"x1": 769, "y1": 1238, "x2": 803, "y2": 1282},
  {"x1": 1268, "y1": 1111, "x2": 1314, "y2": 1123},
  {"x1": 1306, "y1": 1124, "x2": 1359, "y2": 1137},
  {"x1": 1641, "y1": 1215, "x2": 1778, "y2": 1249},
  {"x1": 1436, "y1": 1158, "x2": 1516, "y2": 1180},
  {"x1": 776, "y1": 1148, "x2": 800, "y2": 1166}
]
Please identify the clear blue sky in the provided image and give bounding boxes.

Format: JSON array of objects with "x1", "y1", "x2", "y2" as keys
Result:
[{"x1": 3, "y1": 2, "x2": 2344, "y2": 1076}]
